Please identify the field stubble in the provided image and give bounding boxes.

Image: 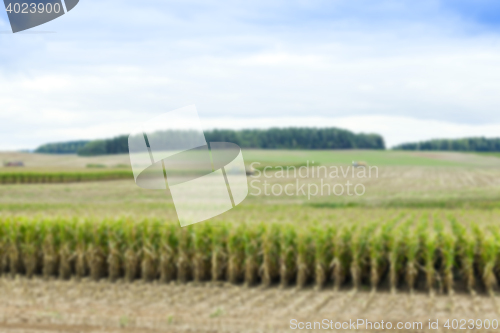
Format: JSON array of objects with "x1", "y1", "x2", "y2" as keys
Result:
[
  {"x1": 2, "y1": 164, "x2": 500, "y2": 217},
  {"x1": 0, "y1": 276, "x2": 499, "y2": 332}
]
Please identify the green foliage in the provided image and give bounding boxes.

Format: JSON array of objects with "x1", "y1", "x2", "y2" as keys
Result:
[
  {"x1": 0, "y1": 212, "x2": 498, "y2": 293},
  {"x1": 204, "y1": 128, "x2": 385, "y2": 150},
  {"x1": 70, "y1": 134, "x2": 128, "y2": 156},
  {"x1": 35, "y1": 128, "x2": 386, "y2": 157},
  {"x1": 0, "y1": 170, "x2": 132, "y2": 184},
  {"x1": 394, "y1": 137, "x2": 500, "y2": 152},
  {"x1": 35, "y1": 140, "x2": 90, "y2": 154},
  {"x1": 77, "y1": 140, "x2": 107, "y2": 156}
]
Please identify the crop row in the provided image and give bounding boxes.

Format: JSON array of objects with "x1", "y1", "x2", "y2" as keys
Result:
[
  {"x1": 0, "y1": 213, "x2": 499, "y2": 294},
  {"x1": 0, "y1": 170, "x2": 133, "y2": 184}
]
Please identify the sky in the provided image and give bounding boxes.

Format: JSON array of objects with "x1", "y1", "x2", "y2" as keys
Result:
[{"x1": 2, "y1": 0, "x2": 500, "y2": 149}]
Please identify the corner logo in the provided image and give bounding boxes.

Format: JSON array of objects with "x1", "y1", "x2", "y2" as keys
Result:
[
  {"x1": 128, "y1": 105, "x2": 249, "y2": 227},
  {"x1": 3, "y1": 0, "x2": 78, "y2": 33}
]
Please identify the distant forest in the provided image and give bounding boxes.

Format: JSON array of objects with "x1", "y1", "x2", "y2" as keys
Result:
[
  {"x1": 393, "y1": 137, "x2": 500, "y2": 152},
  {"x1": 35, "y1": 140, "x2": 90, "y2": 154},
  {"x1": 34, "y1": 127, "x2": 386, "y2": 155}
]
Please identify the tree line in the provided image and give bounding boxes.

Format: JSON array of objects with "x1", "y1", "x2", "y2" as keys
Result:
[
  {"x1": 34, "y1": 140, "x2": 90, "y2": 154},
  {"x1": 393, "y1": 137, "x2": 500, "y2": 152},
  {"x1": 204, "y1": 128, "x2": 384, "y2": 150},
  {"x1": 33, "y1": 127, "x2": 385, "y2": 155}
]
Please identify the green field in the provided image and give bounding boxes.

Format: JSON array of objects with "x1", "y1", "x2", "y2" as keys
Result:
[
  {"x1": 4, "y1": 149, "x2": 500, "y2": 168},
  {"x1": 242, "y1": 149, "x2": 500, "y2": 167},
  {"x1": 1, "y1": 150, "x2": 500, "y2": 294},
  {"x1": 0, "y1": 169, "x2": 132, "y2": 184}
]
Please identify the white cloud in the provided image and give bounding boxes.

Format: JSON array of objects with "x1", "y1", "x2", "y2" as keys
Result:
[
  {"x1": 2, "y1": 0, "x2": 500, "y2": 149},
  {"x1": 238, "y1": 53, "x2": 326, "y2": 67}
]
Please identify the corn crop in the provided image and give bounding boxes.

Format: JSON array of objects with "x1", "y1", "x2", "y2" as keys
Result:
[
  {"x1": 0, "y1": 210, "x2": 499, "y2": 294},
  {"x1": 0, "y1": 170, "x2": 132, "y2": 184}
]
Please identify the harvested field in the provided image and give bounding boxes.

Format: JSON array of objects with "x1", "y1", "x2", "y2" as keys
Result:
[
  {"x1": 0, "y1": 277, "x2": 498, "y2": 333},
  {"x1": 0, "y1": 152, "x2": 132, "y2": 169}
]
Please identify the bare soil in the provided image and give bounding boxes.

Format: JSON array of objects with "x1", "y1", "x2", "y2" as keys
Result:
[{"x1": 0, "y1": 277, "x2": 498, "y2": 332}]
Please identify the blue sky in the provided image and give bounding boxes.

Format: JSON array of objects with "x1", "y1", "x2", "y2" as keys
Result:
[{"x1": 2, "y1": 0, "x2": 500, "y2": 149}]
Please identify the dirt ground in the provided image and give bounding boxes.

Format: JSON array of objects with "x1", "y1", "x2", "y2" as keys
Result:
[{"x1": 0, "y1": 277, "x2": 498, "y2": 333}]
